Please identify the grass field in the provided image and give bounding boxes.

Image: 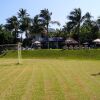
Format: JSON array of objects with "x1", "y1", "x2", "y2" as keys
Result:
[
  {"x1": 1, "y1": 49, "x2": 100, "y2": 60},
  {"x1": 0, "y1": 58, "x2": 100, "y2": 100}
]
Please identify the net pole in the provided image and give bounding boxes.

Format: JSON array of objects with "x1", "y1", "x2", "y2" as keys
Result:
[{"x1": 18, "y1": 42, "x2": 22, "y2": 64}]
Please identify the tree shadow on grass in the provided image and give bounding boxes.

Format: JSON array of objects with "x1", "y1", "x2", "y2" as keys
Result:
[
  {"x1": 91, "y1": 72, "x2": 100, "y2": 76},
  {"x1": 0, "y1": 62, "x2": 22, "y2": 67}
]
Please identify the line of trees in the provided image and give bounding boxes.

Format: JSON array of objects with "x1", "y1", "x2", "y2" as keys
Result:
[
  {"x1": 63, "y1": 8, "x2": 100, "y2": 44},
  {"x1": 0, "y1": 8, "x2": 100, "y2": 46}
]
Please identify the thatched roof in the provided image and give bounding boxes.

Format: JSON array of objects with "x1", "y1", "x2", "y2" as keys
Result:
[
  {"x1": 65, "y1": 37, "x2": 78, "y2": 44},
  {"x1": 93, "y1": 39, "x2": 100, "y2": 43},
  {"x1": 34, "y1": 41, "x2": 41, "y2": 44}
]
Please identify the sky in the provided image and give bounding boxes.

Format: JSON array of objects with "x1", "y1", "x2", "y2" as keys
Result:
[{"x1": 0, "y1": 0, "x2": 100, "y2": 28}]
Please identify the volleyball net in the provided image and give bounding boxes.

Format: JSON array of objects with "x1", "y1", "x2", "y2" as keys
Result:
[{"x1": 0, "y1": 43, "x2": 22, "y2": 64}]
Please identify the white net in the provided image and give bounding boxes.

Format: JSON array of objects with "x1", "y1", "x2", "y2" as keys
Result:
[{"x1": 0, "y1": 43, "x2": 22, "y2": 64}]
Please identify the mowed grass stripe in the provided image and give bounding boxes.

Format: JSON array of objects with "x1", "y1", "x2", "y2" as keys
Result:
[
  {"x1": 21, "y1": 59, "x2": 45, "y2": 100},
  {"x1": 0, "y1": 66, "x2": 10, "y2": 73},
  {"x1": 0, "y1": 66, "x2": 17, "y2": 80},
  {"x1": 31, "y1": 65, "x2": 45, "y2": 100},
  {"x1": 4, "y1": 66, "x2": 33, "y2": 100},
  {"x1": 0, "y1": 61, "x2": 26, "y2": 93},
  {"x1": 49, "y1": 63, "x2": 77, "y2": 100},
  {"x1": 21, "y1": 65, "x2": 38, "y2": 100},
  {"x1": 0, "y1": 64, "x2": 23, "y2": 83},
  {"x1": 0, "y1": 67, "x2": 24, "y2": 93},
  {"x1": 0, "y1": 63, "x2": 18, "y2": 77},
  {"x1": 0, "y1": 59, "x2": 19, "y2": 76},
  {"x1": 54, "y1": 60, "x2": 100, "y2": 100},
  {"x1": 0, "y1": 64, "x2": 29, "y2": 100},
  {"x1": 73, "y1": 61, "x2": 100, "y2": 99},
  {"x1": 61, "y1": 61, "x2": 93, "y2": 99},
  {"x1": 0, "y1": 59, "x2": 100, "y2": 100},
  {"x1": 59, "y1": 62, "x2": 92, "y2": 99},
  {"x1": 42, "y1": 63, "x2": 65, "y2": 100},
  {"x1": 68, "y1": 61, "x2": 100, "y2": 99},
  {"x1": 50, "y1": 60, "x2": 88, "y2": 100}
]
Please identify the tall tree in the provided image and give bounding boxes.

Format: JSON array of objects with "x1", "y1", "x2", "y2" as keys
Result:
[
  {"x1": 31, "y1": 15, "x2": 45, "y2": 35},
  {"x1": 40, "y1": 9, "x2": 52, "y2": 36},
  {"x1": 80, "y1": 20, "x2": 99, "y2": 43},
  {"x1": 39, "y1": 9, "x2": 52, "y2": 48},
  {"x1": 0, "y1": 24, "x2": 3, "y2": 30},
  {"x1": 18, "y1": 8, "x2": 29, "y2": 19},
  {"x1": 0, "y1": 24, "x2": 14, "y2": 44},
  {"x1": 67, "y1": 8, "x2": 90, "y2": 44},
  {"x1": 18, "y1": 8, "x2": 31, "y2": 39},
  {"x1": 97, "y1": 17, "x2": 100, "y2": 37},
  {"x1": 62, "y1": 22, "x2": 73, "y2": 38},
  {"x1": 20, "y1": 17, "x2": 31, "y2": 38},
  {"x1": 97, "y1": 17, "x2": 100, "y2": 30},
  {"x1": 79, "y1": 13, "x2": 99, "y2": 43},
  {"x1": 5, "y1": 16, "x2": 19, "y2": 43},
  {"x1": 39, "y1": 9, "x2": 60, "y2": 48}
]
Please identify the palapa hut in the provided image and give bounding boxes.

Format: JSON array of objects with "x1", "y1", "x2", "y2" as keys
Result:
[
  {"x1": 64, "y1": 37, "x2": 78, "y2": 49},
  {"x1": 93, "y1": 38, "x2": 100, "y2": 47},
  {"x1": 93, "y1": 39, "x2": 100, "y2": 44}
]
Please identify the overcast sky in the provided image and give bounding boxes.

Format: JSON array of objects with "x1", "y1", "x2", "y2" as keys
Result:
[{"x1": 0, "y1": 0, "x2": 100, "y2": 28}]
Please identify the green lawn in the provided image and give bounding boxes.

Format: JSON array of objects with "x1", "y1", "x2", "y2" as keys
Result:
[
  {"x1": 1, "y1": 49, "x2": 100, "y2": 60},
  {"x1": 0, "y1": 59, "x2": 100, "y2": 100}
]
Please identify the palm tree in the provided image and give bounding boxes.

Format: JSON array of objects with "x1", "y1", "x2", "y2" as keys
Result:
[
  {"x1": 5, "y1": 16, "x2": 19, "y2": 43},
  {"x1": 20, "y1": 17, "x2": 31, "y2": 38},
  {"x1": 97, "y1": 17, "x2": 100, "y2": 30},
  {"x1": 31, "y1": 15, "x2": 44, "y2": 35},
  {"x1": 81, "y1": 20, "x2": 99, "y2": 43},
  {"x1": 39, "y1": 9, "x2": 60, "y2": 48},
  {"x1": 67, "y1": 8, "x2": 90, "y2": 45},
  {"x1": 39, "y1": 9, "x2": 53, "y2": 49},
  {"x1": 18, "y1": 8, "x2": 31, "y2": 39},
  {"x1": 0, "y1": 25, "x2": 13, "y2": 44},
  {"x1": 18, "y1": 8, "x2": 29, "y2": 19},
  {"x1": 40, "y1": 9, "x2": 52, "y2": 36},
  {"x1": 0, "y1": 24, "x2": 3, "y2": 30},
  {"x1": 62, "y1": 22, "x2": 74, "y2": 38}
]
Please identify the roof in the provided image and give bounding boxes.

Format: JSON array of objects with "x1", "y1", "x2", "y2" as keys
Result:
[
  {"x1": 34, "y1": 41, "x2": 41, "y2": 44},
  {"x1": 49, "y1": 37, "x2": 64, "y2": 42},
  {"x1": 65, "y1": 37, "x2": 78, "y2": 44},
  {"x1": 40, "y1": 37, "x2": 64, "y2": 42},
  {"x1": 93, "y1": 39, "x2": 100, "y2": 43}
]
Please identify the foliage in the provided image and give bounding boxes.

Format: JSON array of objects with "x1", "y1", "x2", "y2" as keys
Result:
[
  {"x1": 80, "y1": 20, "x2": 99, "y2": 43},
  {"x1": 5, "y1": 16, "x2": 19, "y2": 43},
  {"x1": 18, "y1": 8, "x2": 31, "y2": 39},
  {"x1": 39, "y1": 8, "x2": 52, "y2": 36},
  {"x1": 0, "y1": 25, "x2": 13, "y2": 44},
  {"x1": 30, "y1": 15, "x2": 45, "y2": 36},
  {"x1": 0, "y1": 8, "x2": 100, "y2": 46}
]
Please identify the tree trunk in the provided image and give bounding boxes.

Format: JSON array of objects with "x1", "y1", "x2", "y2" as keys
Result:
[
  {"x1": 14, "y1": 29, "x2": 18, "y2": 43},
  {"x1": 25, "y1": 30, "x2": 29, "y2": 39},
  {"x1": 47, "y1": 23, "x2": 49, "y2": 49},
  {"x1": 77, "y1": 24, "x2": 80, "y2": 47},
  {"x1": 21, "y1": 33, "x2": 23, "y2": 42}
]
